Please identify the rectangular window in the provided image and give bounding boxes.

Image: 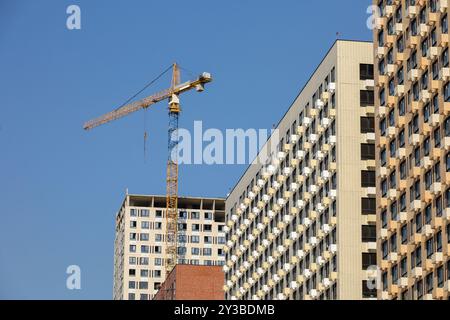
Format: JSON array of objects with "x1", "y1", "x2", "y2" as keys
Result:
[
  {"x1": 362, "y1": 225, "x2": 376, "y2": 242},
  {"x1": 360, "y1": 64, "x2": 374, "y2": 80},
  {"x1": 361, "y1": 144, "x2": 375, "y2": 160},
  {"x1": 360, "y1": 117, "x2": 375, "y2": 133},
  {"x1": 360, "y1": 90, "x2": 375, "y2": 106},
  {"x1": 361, "y1": 171, "x2": 376, "y2": 187},
  {"x1": 362, "y1": 198, "x2": 376, "y2": 215},
  {"x1": 362, "y1": 253, "x2": 377, "y2": 270}
]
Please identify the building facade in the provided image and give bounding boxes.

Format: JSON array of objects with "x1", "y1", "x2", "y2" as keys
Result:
[
  {"x1": 153, "y1": 265, "x2": 224, "y2": 300},
  {"x1": 374, "y1": 0, "x2": 450, "y2": 300},
  {"x1": 224, "y1": 40, "x2": 378, "y2": 300},
  {"x1": 113, "y1": 194, "x2": 226, "y2": 300}
]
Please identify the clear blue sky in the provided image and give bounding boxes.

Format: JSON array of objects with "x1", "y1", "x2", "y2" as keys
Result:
[{"x1": 0, "y1": 0, "x2": 371, "y2": 299}]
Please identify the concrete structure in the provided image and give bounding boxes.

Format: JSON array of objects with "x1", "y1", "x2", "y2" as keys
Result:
[
  {"x1": 374, "y1": 0, "x2": 450, "y2": 300},
  {"x1": 113, "y1": 194, "x2": 226, "y2": 300},
  {"x1": 223, "y1": 40, "x2": 377, "y2": 300},
  {"x1": 153, "y1": 265, "x2": 224, "y2": 300}
]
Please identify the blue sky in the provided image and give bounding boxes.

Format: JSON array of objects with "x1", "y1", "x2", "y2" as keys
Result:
[{"x1": 0, "y1": 0, "x2": 371, "y2": 299}]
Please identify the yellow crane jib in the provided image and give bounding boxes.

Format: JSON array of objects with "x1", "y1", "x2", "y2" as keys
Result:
[{"x1": 83, "y1": 64, "x2": 212, "y2": 275}]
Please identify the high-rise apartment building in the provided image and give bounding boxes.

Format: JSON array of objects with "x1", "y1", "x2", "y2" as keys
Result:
[
  {"x1": 374, "y1": 0, "x2": 450, "y2": 300},
  {"x1": 113, "y1": 194, "x2": 226, "y2": 300},
  {"x1": 223, "y1": 40, "x2": 378, "y2": 300}
]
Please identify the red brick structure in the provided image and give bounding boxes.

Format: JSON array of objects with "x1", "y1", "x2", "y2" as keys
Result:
[{"x1": 153, "y1": 265, "x2": 224, "y2": 300}]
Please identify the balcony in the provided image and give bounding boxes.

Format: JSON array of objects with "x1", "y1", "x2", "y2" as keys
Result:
[
  {"x1": 399, "y1": 244, "x2": 409, "y2": 256},
  {"x1": 440, "y1": 33, "x2": 449, "y2": 47},
  {"x1": 388, "y1": 189, "x2": 397, "y2": 200},
  {"x1": 440, "y1": 67, "x2": 450, "y2": 81},
  {"x1": 432, "y1": 252, "x2": 444, "y2": 265},
  {"x1": 408, "y1": 35, "x2": 421, "y2": 48},
  {"x1": 420, "y1": 23, "x2": 429, "y2": 37},
  {"x1": 421, "y1": 89, "x2": 431, "y2": 102},
  {"x1": 394, "y1": 22, "x2": 403, "y2": 34},
  {"x1": 423, "y1": 156, "x2": 433, "y2": 169},
  {"x1": 388, "y1": 219, "x2": 398, "y2": 232},
  {"x1": 411, "y1": 133, "x2": 421, "y2": 146},
  {"x1": 386, "y1": 63, "x2": 396, "y2": 76},
  {"x1": 327, "y1": 82, "x2": 336, "y2": 93},
  {"x1": 412, "y1": 267, "x2": 423, "y2": 279},
  {"x1": 422, "y1": 224, "x2": 434, "y2": 237},
  {"x1": 315, "y1": 99, "x2": 325, "y2": 110},
  {"x1": 302, "y1": 116, "x2": 312, "y2": 127},
  {"x1": 407, "y1": 69, "x2": 419, "y2": 81},
  {"x1": 431, "y1": 182, "x2": 442, "y2": 195},
  {"x1": 377, "y1": 46, "x2": 388, "y2": 58},
  {"x1": 388, "y1": 252, "x2": 398, "y2": 263},
  {"x1": 394, "y1": 84, "x2": 405, "y2": 96},
  {"x1": 429, "y1": 114, "x2": 441, "y2": 128},
  {"x1": 380, "y1": 228, "x2": 388, "y2": 240},
  {"x1": 399, "y1": 277, "x2": 409, "y2": 289}
]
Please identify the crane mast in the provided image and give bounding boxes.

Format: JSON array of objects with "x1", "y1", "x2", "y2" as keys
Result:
[
  {"x1": 166, "y1": 64, "x2": 180, "y2": 273},
  {"x1": 83, "y1": 63, "x2": 212, "y2": 275}
]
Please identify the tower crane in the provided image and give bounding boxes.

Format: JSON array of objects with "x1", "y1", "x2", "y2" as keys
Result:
[{"x1": 84, "y1": 63, "x2": 212, "y2": 273}]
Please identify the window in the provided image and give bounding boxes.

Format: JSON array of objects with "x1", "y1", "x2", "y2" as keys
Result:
[
  {"x1": 191, "y1": 247, "x2": 200, "y2": 255},
  {"x1": 360, "y1": 117, "x2": 375, "y2": 133},
  {"x1": 140, "y1": 269, "x2": 148, "y2": 277},
  {"x1": 204, "y1": 224, "x2": 212, "y2": 232},
  {"x1": 437, "y1": 266, "x2": 444, "y2": 288},
  {"x1": 155, "y1": 210, "x2": 162, "y2": 218},
  {"x1": 360, "y1": 90, "x2": 375, "y2": 106},
  {"x1": 361, "y1": 144, "x2": 375, "y2": 160},
  {"x1": 362, "y1": 225, "x2": 376, "y2": 242},
  {"x1": 204, "y1": 212, "x2": 213, "y2": 220},
  {"x1": 140, "y1": 294, "x2": 148, "y2": 301},
  {"x1": 444, "y1": 82, "x2": 450, "y2": 102},
  {"x1": 426, "y1": 273, "x2": 433, "y2": 294},
  {"x1": 203, "y1": 248, "x2": 212, "y2": 256},
  {"x1": 140, "y1": 233, "x2": 149, "y2": 241},
  {"x1": 129, "y1": 245, "x2": 136, "y2": 253},
  {"x1": 141, "y1": 221, "x2": 149, "y2": 229},
  {"x1": 360, "y1": 64, "x2": 374, "y2": 80},
  {"x1": 139, "y1": 282, "x2": 148, "y2": 290},
  {"x1": 191, "y1": 235, "x2": 200, "y2": 243},
  {"x1": 361, "y1": 171, "x2": 376, "y2": 187},
  {"x1": 192, "y1": 224, "x2": 200, "y2": 232},
  {"x1": 362, "y1": 198, "x2": 376, "y2": 215},
  {"x1": 362, "y1": 280, "x2": 377, "y2": 298},
  {"x1": 191, "y1": 211, "x2": 200, "y2": 219},
  {"x1": 362, "y1": 253, "x2": 377, "y2": 270},
  {"x1": 204, "y1": 236, "x2": 212, "y2": 244}
]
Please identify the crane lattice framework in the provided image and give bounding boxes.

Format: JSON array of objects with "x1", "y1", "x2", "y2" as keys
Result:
[{"x1": 83, "y1": 63, "x2": 212, "y2": 273}]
